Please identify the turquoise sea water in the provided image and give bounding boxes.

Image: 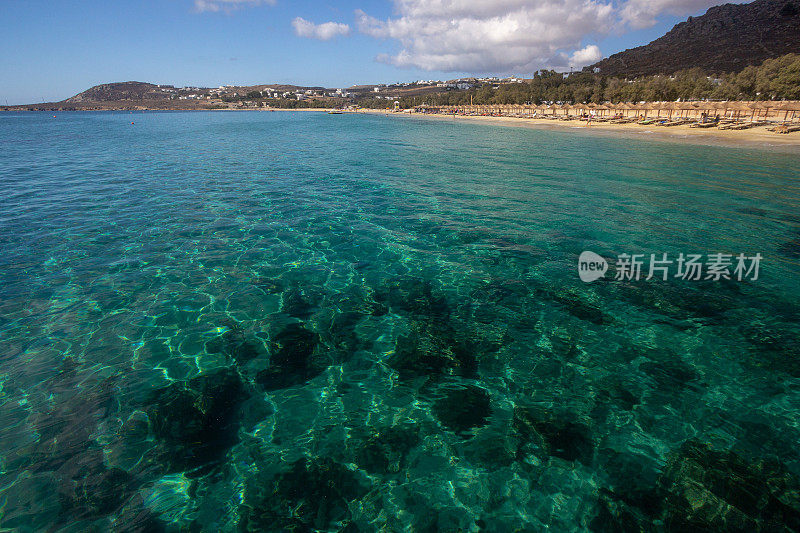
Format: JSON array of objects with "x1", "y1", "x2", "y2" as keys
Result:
[{"x1": 1, "y1": 110, "x2": 799, "y2": 531}]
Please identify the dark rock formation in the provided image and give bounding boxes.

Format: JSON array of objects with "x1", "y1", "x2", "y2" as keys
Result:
[
  {"x1": 356, "y1": 425, "x2": 421, "y2": 474},
  {"x1": 591, "y1": 439, "x2": 800, "y2": 531},
  {"x1": 513, "y1": 406, "x2": 594, "y2": 464},
  {"x1": 591, "y1": 0, "x2": 800, "y2": 76},
  {"x1": 146, "y1": 368, "x2": 248, "y2": 473},
  {"x1": 433, "y1": 385, "x2": 492, "y2": 434},
  {"x1": 239, "y1": 457, "x2": 367, "y2": 532},
  {"x1": 256, "y1": 323, "x2": 329, "y2": 390}
]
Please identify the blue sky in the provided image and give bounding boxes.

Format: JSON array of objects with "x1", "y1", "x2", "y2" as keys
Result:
[{"x1": 0, "y1": 0, "x2": 738, "y2": 104}]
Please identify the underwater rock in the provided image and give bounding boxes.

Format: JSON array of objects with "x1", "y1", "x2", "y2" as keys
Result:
[
  {"x1": 355, "y1": 424, "x2": 420, "y2": 474},
  {"x1": 737, "y1": 420, "x2": 800, "y2": 465},
  {"x1": 0, "y1": 472, "x2": 64, "y2": 531},
  {"x1": 470, "y1": 279, "x2": 530, "y2": 309},
  {"x1": 547, "y1": 328, "x2": 584, "y2": 361},
  {"x1": 352, "y1": 260, "x2": 370, "y2": 270},
  {"x1": 464, "y1": 436, "x2": 517, "y2": 469},
  {"x1": 595, "y1": 378, "x2": 641, "y2": 413},
  {"x1": 740, "y1": 320, "x2": 800, "y2": 377},
  {"x1": 686, "y1": 280, "x2": 745, "y2": 319},
  {"x1": 281, "y1": 287, "x2": 316, "y2": 319},
  {"x1": 590, "y1": 489, "x2": 654, "y2": 533},
  {"x1": 617, "y1": 280, "x2": 743, "y2": 324},
  {"x1": 327, "y1": 311, "x2": 365, "y2": 352},
  {"x1": 601, "y1": 452, "x2": 664, "y2": 513},
  {"x1": 239, "y1": 457, "x2": 367, "y2": 532},
  {"x1": 388, "y1": 321, "x2": 478, "y2": 381},
  {"x1": 433, "y1": 385, "x2": 492, "y2": 435},
  {"x1": 329, "y1": 287, "x2": 388, "y2": 318},
  {"x1": 639, "y1": 358, "x2": 702, "y2": 392},
  {"x1": 113, "y1": 494, "x2": 171, "y2": 533},
  {"x1": 250, "y1": 276, "x2": 285, "y2": 294},
  {"x1": 555, "y1": 296, "x2": 607, "y2": 325},
  {"x1": 593, "y1": 440, "x2": 800, "y2": 532},
  {"x1": 256, "y1": 323, "x2": 328, "y2": 391},
  {"x1": 59, "y1": 466, "x2": 136, "y2": 521},
  {"x1": 205, "y1": 322, "x2": 266, "y2": 364},
  {"x1": 534, "y1": 286, "x2": 609, "y2": 326},
  {"x1": 318, "y1": 288, "x2": 389, "y2": 353},
  {"x1": 657, "y1": 439, "x2": 800, "y2": 531},
  {"x1": 146, "y1": 368, "x2": 248, "y2": 473},
  {"x1": 513, "y1": 407, "x2": 594, "y2": 464},
  {"x1": 370, "y1": 301, "x2": 388, "y2": 316},
  {"x1": 375, "y1": 276, "x2": 451, "y2": 320}
]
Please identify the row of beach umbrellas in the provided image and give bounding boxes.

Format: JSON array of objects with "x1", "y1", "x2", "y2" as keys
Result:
[{"x1": 416, "y1": 101, "x2": 800, "y2": 121}]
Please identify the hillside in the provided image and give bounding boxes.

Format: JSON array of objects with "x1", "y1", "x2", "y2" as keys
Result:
[
  {"x1": 2, "y1": 81, "x2": 343, "y2": 111},
  {"x1": 65, "y1": 82, "x2": 176, "y2": 103},
  {"x1": 591, "y1": 0, "x2": 800, "y2": 77}
]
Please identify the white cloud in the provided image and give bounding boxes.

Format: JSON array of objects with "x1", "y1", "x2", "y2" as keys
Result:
[
  {"x1": 356, "y1": 1, "x2": 615, "y2": 73},
  {"x1": 355, "y1": 0, "x2": 751, "y2": 73},
  {"x1": 292, "y1": 17, "x2": 351, "y2": 40},
  {"x1": 194, "y1": 0, "x2": 275, "y2": 13},
  {"x1": 569, "y1": 44, "x2": 602, "y2": 66},
  {"x1": 620, "y1": 0, "x2": 743, "y2": 28}
]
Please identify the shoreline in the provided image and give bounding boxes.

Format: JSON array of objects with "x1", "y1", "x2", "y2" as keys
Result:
[
  {"x1": 5, "y1": 107, "x2": 799, "y2": 151},
  {"x1": 355, "y1": 108, "x2": 800, "y2": 152}
]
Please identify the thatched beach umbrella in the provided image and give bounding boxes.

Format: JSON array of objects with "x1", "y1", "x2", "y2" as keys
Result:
[
  {"x1": 641, "y1": 102, "x2": 661, "y2": 118},
  {"x1": 649, "y1": 102, "x2": 663, "y2": 118},
  {"x1": 697, "y1": 101, "x2": 714, "y2": 118},
  {"x1": 593, "y1": 103, "x2": 609, "y2": 117},
  {"x1": 726, "y1": 101, "x2": 750, "y2": 120},
  {"x1": 677, "y1": 101, "x2": 698, "y2": 119},
  {"x1": 659, "y1": 101, "x2": 678, "y2": 119},
  {"x1": 709, "y1": 101, "x2": 730, "y2": 119},
  {"x1": 607, "y1": 102, "x2": 623, "y2": 117},
  {"x1": 747, "y1": 101, "x2": 770, "y2": 121},
  {"x1": 618, "y1": 102, "x2": 635, "y2": 117},
  {"x1": 694, "y1": 101, "x2": 714, "y2": 119},
  {"x1": 774, "y1": 101, "x2": 800, "y2": 122}
]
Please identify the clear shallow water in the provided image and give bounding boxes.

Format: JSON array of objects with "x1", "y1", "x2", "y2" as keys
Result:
[{"x1": 1, "y1": 110, "x2": 799, "y2": 531}]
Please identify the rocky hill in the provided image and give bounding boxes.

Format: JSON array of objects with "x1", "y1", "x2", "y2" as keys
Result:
[
  {"x1": 591, "y1": 0, "x2": 800, "y2": 77},
  {"x1": 65, "y1": 82, "x2": 178, "y2": 103}
]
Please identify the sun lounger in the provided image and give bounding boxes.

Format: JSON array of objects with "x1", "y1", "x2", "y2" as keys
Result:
[
  {"x1": 728, "y1": 121, "x2": 767, "y2": 130},
  {"x1": 771, "y1": 124, "x2": 800, "y2": 134},
  {"x1": 659, "y1": 119, "x2": 692, "y2": 127}
]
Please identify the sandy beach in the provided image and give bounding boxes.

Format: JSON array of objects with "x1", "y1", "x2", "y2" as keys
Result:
[{"x1": 352, "y1": 108, "x2": 800, "y2": 152}]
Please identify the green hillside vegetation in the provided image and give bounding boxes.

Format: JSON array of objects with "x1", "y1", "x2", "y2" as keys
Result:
[{"x1": 358, "y1": 53, "x2": 800, "y2": 109}]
